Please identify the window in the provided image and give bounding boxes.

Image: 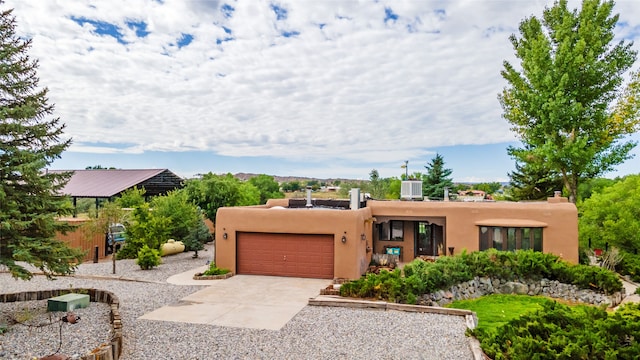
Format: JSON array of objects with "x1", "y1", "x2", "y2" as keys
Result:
[
  {"x1": 378, "y1": 221, "x2": 404, "y2": 241},
  {"x1": 479, "y1": 226, "x2": 543, "y2": 252}
]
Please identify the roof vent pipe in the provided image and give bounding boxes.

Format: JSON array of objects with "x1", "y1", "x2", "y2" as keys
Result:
[{"x1": 306, "y1": 187, "x2": 313, "y2": 208}]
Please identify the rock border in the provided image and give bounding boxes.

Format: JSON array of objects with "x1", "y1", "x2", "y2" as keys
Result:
[
  {"x1": 0, "y1": 289, "x2": 122, "y2": 360},
  {"x1": 192, "y1": 272, "x2": 234, "y2": 280},
  {"x1": 419, "y1": 276, "x2": 625, "y2": 308}
]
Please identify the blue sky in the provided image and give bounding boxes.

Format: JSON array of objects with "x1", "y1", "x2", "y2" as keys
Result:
[{"x1": 6, "y1": 0, "x2": 640, "y2": 182}]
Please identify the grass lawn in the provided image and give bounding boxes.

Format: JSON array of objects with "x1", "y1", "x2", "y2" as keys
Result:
[{"x1": 445, "y1": 294, "x2": 555, "y2": 333}]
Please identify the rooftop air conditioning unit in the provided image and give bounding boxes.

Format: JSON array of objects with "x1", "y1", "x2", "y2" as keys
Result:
[{"x1": 401, "y1": 180, "x2": 423, "y2": 200}]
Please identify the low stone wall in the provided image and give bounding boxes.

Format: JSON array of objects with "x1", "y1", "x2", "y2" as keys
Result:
[
  {"x1": 193, "y1": 272, "x2": 234, "y2": 280},
  {"x1": 418, "y1": 277, "x2": 625, "y2": 308},
  {"x1": 0, "y1": 288, "x2": 122, "y2": 360}
]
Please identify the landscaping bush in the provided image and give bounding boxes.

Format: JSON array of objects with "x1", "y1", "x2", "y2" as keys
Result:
[
  {"x1": 202, "y1": 262, "x2": 230, "y2": 276},
  {"x1": 118, "y1": 204, "x2": 170, "y2": 259},
  {"x1": 477, "y1": 301, "x2": 640, "y2": 359},
  {"x1": 340, "y1": 269, "x2": 405, "y2": 302},
  {"x1": 340, "y1": 250, "x2": 623, "y2": 303},
  {"x1": 136, "y1": 245, "x2": 161, "y2": 270},
  {"x1": 568, "y1": 264, "x2": 623, "y2": 294},
  {"x1": 616, "y1": 251, "x2": 640, "y2": 282}
]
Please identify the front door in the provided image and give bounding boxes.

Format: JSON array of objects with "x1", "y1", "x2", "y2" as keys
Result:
[
  {"x1": 416, "y1": 222, "x2": 433, "y2": 256},
  {"x1": 416, "y1": 222, "x2": 445, "y2": 256}
]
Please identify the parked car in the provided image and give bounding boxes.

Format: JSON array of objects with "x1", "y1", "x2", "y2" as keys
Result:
[
  {"x1": 106, "y1": 223, "x2": 126, "y2": 255},
  {"x1": 107, "y1": 223, "x2": 127, "y2": 244}
]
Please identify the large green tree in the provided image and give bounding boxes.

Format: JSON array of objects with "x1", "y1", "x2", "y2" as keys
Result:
[
  {"x1": 578, "y1": 174, "x2": 640, "y2": 252},
  {"x1": 423, "y1": 153, "x2": 454, "y2": 200},
  {"x1": 150, "y1": 190, "x2": 200, "y2": 241},
  {"x1": 500, "y1": 0, "x2": 639, "y2": 203},
  {"x1": 248, "y1": 174, "x2": 284, "y2": 204},
  {"x1": 0, "y1": 8, "x2": 84, "y2": 279},
  {"x1": 184, "y1": 173, "x2": 261, "y2": 222}
]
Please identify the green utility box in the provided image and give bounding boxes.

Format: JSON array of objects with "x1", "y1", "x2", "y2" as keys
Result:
[{"x1": 47, "y1": 293, "x2": 90, "y2": 312}]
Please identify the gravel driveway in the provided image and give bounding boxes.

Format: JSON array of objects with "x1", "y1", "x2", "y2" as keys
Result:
[{"x1": 0, "y1": 244, "x2": 474, "y2": 360}]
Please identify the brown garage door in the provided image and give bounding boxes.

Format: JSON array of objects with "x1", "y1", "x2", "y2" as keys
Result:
[{"x1": 237, "y1": 233, "x2": 334, "y2": 279}]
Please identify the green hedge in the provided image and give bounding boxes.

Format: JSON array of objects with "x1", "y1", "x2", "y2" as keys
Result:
[
  {"x1": 616, "y1": 251, "x2": 640, "y2": 282},
  {"x1": 478, "y1": 301, "x2": 640, "y2": 359},
  {"x1": 340, "y1": 250, "x2": 622, "y2": 304}
]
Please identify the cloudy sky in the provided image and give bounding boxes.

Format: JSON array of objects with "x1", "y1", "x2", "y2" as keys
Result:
[{"x1": 6, "y1": 0, "x2": 640, "y2": 181}]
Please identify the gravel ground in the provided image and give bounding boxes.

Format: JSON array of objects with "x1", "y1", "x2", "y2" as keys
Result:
[{"x1": 0, "y1": 244, "x2": 474, "y2": 360}]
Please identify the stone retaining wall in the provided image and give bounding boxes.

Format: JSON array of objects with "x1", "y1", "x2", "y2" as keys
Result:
[
  {"x1": 418, "y1": 277, "x2": 625, "y2": 307},
  {"x1": 0, "y1": 289, "x2": 122, "y2": 360}
]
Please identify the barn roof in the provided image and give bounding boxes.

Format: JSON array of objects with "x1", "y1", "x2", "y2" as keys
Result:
[{"x1": 49, "y1": 169, "x2": 184, "y2": 198}]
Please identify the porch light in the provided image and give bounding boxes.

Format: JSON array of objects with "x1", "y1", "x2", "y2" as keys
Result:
[
  {"x1": 361, "y1": 233, "x2": 366, "y2": 241},
  {"x1": 341, "y1": 232, "x2": 347, "y2": 243},
  {"x1": 223, "y1": 233, "x2": 228, "y2": 240},
  {"x1": 448, "y1": 247, "x2": 454, "y2": 256}
]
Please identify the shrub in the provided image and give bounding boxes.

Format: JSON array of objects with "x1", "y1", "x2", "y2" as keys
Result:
[
  {"x1": 341, "y1": 250, "x2": 622, "y2": 303},
  {"x1": 478, "y1": 301, "x2": 640, "y2": 359},
  {"x1": 118, "y1": 204, "x2": 170, "y2": 259},
  {"x1": 136, "y1": 245, "x2": 161, "y2": 270},
  {"x1": 616, "y1": 251, "x2": 640, "y2": 282},
  {"x1": 202, "y1": 262, "x2": 230, "y2": 276},
  {"x1": 340, "y1": 269, "x2": 405, "y2": 302},
  {"x1": 568, "y1": 265, "x2": 623, "y2": 294}
]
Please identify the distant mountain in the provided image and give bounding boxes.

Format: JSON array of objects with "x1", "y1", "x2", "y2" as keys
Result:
[
  {"x1": 233, "y1": 173, "x2": 508, "y2": 187},
  {"x1": 233, "y1": 172, "x2": 362, "y2": 184}
]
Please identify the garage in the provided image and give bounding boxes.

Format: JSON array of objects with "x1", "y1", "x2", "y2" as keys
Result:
[{"x1": 237, "y1": 232, "x2": 334, "y2": 279}]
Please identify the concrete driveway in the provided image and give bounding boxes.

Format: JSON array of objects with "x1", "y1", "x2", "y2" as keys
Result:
[{"x1": 139, "y1": 272, "x2": 331, "y2": 330}]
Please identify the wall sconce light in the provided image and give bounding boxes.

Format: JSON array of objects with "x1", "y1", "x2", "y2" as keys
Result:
[
  {"x1": 341, "y1": 232, "x2": 347, "y2": 243},
  {"x1": 448, "y1": 246, "x2": 454, "y2": 256},
  {"x1": 361, "y1": 233, "x2": 366, "y2": 241},
  {"x1": 223, "y1": 233, "x2": 228, "y2": 240}
]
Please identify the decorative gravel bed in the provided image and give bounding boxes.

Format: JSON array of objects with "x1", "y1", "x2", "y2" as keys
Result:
[
  {"x1": 0, "y1": 300, "x2": 111, "y2": 359},
  {"x1": 0, "y1": 244, "x2": 474, "y2": 360}
]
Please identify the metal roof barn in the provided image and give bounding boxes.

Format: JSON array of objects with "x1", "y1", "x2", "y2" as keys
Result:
[{"x1": 49, "y1": 169, "x2": 183, "y2": 198}]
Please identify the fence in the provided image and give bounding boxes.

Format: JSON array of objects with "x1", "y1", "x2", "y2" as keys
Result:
[{"x1": 56, "y1": 218, "x2": 107, "y2": 262}]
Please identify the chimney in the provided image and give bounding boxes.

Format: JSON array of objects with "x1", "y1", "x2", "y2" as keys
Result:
[
  {"x1": 548, "y1": 191, "x2": 568, "y2": 203},
  {"x1": 306, "y1": 187, "x2": 313, "y2": 208},
  {"x1": 350, "y1": 188, "x2": 361, "y2": 210}
]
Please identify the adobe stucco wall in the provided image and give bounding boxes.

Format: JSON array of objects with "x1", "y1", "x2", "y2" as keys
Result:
[
  {"x1": 215, "y1": 206, "x2": 373, "y2": 279},
  {"x1": 367, "y1": 199, "x2": 578, "y2": 263},
  {"x1": 215, "y1": 197, "x2": 578, "y2": 280}
]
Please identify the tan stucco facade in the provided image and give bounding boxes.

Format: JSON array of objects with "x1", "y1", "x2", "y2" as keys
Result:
[
  {"x1": 215, "y1": 196, "x2": 578, "y2": 280},
  {"x1": 216, "y1": 205, "x2": 373, "y2": 279}
]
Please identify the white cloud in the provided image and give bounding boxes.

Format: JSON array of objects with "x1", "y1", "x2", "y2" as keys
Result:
[{"x1": 5, "y1": 0, "x2": 640, "y2": 179}]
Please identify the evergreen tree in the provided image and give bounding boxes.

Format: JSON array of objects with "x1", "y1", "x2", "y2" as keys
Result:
[
  {"x1": 0, "y1": 7, "x2": 84, "y2": 280},
  {"x1": 507, "y1": 160, "x2": 564, "y2": 201},
  {"x1": 368, "y1": 169, "x2": 386, "y2": 199},
  {"x1": 422, "y1": 153, "x2": 454, "y2": 200},
  {"x1": 183, "y1": 216, "x2": 211, "y2": 258},
  {"x1": 500, "y1": 0, "x2": 639, "y2": 203}
]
